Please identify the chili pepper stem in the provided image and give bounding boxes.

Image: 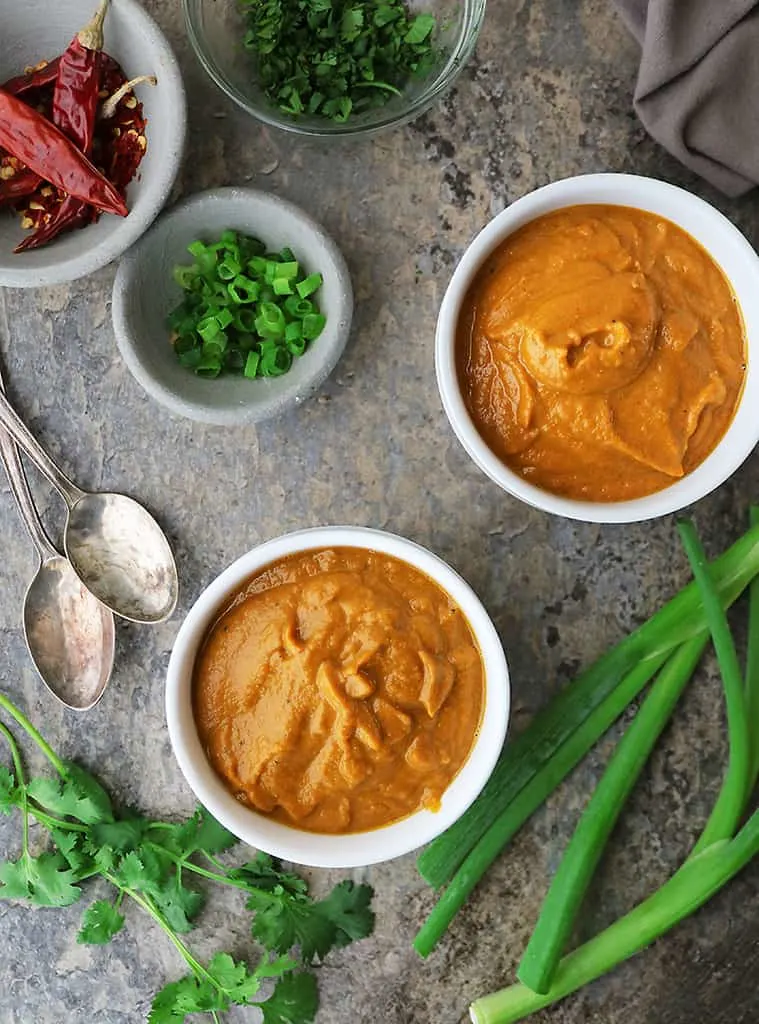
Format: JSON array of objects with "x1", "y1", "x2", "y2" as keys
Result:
[
  {"x1": 100, "y1": 75, "x2": 157, "y2": 120},
  {"x1": 78, "y1": 0, "x2": 110, "y2": 52}
]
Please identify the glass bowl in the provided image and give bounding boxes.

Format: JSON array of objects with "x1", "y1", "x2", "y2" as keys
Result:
[{"x1": 183, "y1": 0, "x2": 486, "y2": 138}]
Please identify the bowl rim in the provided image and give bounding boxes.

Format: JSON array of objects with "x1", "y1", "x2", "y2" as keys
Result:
[
  {"x1": 111, "y1": 185, "x2": 354, "y2": 425},
  {"x1": 0, "y1": 0, "x2": 186, "y2": 289},
  {"x1": 181, "y1": 0, "x2": 487, "y2": 138},
  {"x1": 165, "y1": 525, "x2": 510, "y2": 868},
  {"x1": 435, "y1": 172, "x2": 759, "y2": 524}
]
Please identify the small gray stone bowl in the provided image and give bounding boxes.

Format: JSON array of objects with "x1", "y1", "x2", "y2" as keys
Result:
[
  {"x1": 111, "y1": 187, "x2": 354, "y2": 425},
  {"x1": 0, "y1": 0, "x2": 186, "y2": 288}
]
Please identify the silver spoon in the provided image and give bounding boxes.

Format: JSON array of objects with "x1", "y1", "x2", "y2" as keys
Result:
[
  {"x1": 0, "y1": 389, "x2": 179, "y2": 624},
  {"x1": 0, "y1": 418, "x2": 115, "y2": 710}
]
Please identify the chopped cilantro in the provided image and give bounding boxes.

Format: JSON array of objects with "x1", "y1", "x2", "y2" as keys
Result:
[{"x1": 241, "y1": 0, "x2": 438, "y2": 122}]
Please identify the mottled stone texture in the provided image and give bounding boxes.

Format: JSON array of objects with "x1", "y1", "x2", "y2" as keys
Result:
[{"x1": 2, "y1": 1, "x2": 759, "y2": 1022}]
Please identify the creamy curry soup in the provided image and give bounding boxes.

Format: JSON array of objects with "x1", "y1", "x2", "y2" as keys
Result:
[
  {"x1": 193, "y1": 547, "x2": 485, "y2": 834},
  {"x1": 456, "y1": 205, "x2": 747, "y2": 502}
]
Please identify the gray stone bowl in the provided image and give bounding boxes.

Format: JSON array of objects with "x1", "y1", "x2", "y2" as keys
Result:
[
  {"x1": 111, "y1": 187, "x2": 354, "y2": 425},
  {"x1": 0, "y1": 0, "x2": 186, "y2": 288}
]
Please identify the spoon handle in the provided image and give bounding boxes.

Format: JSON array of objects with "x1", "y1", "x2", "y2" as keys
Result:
[
  {"x1": 0, "y1": 388, "x2": 83, "y2": 508},
  {"x1": 0, "y1": 424, "x2": 60, "y2": 563}
]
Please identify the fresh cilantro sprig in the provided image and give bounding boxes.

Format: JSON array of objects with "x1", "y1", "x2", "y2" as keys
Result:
[
  {"x1": 241, "y1": 0, "x2": 437, "y2": 122},
  {"x1": 0, "y1": 694, "x2": 375, "y2": 1024}
]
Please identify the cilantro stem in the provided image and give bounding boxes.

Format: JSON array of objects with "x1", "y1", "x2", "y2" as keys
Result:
[
  {"x1": 0, "y1": 720, "x2": 29, "y2": 857},
  {"x1": 145, "y1": 842, "x2": 249, "y2": 892},
  {"x1": 200, "y1": 850, "x2": 226, "y2": 871},
  {"x1": 0, "y1": 694, "x2": 66, "y2": 777},
  {"x1": 117, "y1": 882, "x2": 221, "y2": 989},
  {"x1": 27, "y1": 806, "x2": 88, "y2": 834}
]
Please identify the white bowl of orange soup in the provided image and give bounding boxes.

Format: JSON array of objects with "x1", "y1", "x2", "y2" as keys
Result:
[
  {"x1": 165, "y1": 526, "x2": 510, "y2": 868},
  {"x1": 436, "y1": 173, "x2": 759, "y2": 523}
]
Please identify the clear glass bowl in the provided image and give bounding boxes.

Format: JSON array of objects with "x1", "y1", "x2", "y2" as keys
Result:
[{"x1": 183, "y1": 0, "x2": 486, "y2": 138}]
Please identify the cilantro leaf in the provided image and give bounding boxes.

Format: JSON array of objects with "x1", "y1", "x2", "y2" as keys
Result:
[
  {"x1": 404, "y1": 12, "x2": 435, "y2": 45},
  {"x1": 90, "y1": 817, "x2": 152, "y2": 853},
  {"x1": 151, "y1": 875, "x2": 204, "y2": 934},
  {"x1": 25, "y1": 851, "x2": 81, "y2": 907},
  {"x1": 231, "y1": 852, "x2": 308, "y2": 898},
  {"x1": 207, "y1": 952, "x2": 246, "y2": 991},
  {"x1": 150, "y1": 975, "x2": 228, "y2": 1023},
  {"x1": 0, "y1": 765, "x2": 19, "y2": 815},
  {"x1": 161, "y1": 806, "x2": 237, "y2": 859},
  {"x1": 49, "y1": 828, "x2": 95, "y2": 874},
  {"x1": 27, "y1": 763, "x2": 113, "y2": 825},
  {"x1": 0, "y1": 853, "x2": 81, "y2": 907},
  {"x1": 113, "y1": 850, "x2": 149, "y2": 891},
  {"x1": 0, "y1": 857, "x2": 32, "y2": 900},
  {"x1": 315, "y1": 880, "x2": 376, "y2": 949},
  {"x1": 260, "y1": 972, "x2": 319, "y2": 1024},
  {"x1": 77, "y1": 899, "x2": 125, "y2": 944},
  {"x1": 249, "y1": 879, "x2": 375, "y2": 962}
]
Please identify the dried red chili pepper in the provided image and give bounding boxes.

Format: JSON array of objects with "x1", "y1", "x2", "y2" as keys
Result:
[
  {"x1": 1, "y1": 58, "x2": 61, "y2": 98},
  {"x1": 0, "y1": 87, "x2": 127, "y2": 217},
  {"x1": 0, "y1": 168, "x2": 41, "y2": 204},
  {"x1": 16, "y1": 0, "x2": 110, "y2": 251},
  {"x1": 95, "y1": 61, "x2": 151, "y2": 200}
]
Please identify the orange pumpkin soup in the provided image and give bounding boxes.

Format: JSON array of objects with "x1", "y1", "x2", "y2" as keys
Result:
[
  {"x1": 193, "y1": 547, "x2": 485, "y2": 834},
  {"x1": 457, "y1": 205, "x2": 747, "y2": 502}
]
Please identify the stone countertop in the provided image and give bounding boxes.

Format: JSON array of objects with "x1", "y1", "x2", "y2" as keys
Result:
[{"x1": 2, "y1": 1, "x2": 759, "y2": 1022}]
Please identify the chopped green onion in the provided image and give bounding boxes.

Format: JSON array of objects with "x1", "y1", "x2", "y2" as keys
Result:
[
  {"x1": 260, "y1": 345, "x2": 292, "y2": 377},
  {"x1": 284, "y1": 296, "x2": 314, "y2": 319},
  {"x1": 302, "y1": 313, "x2": 326, "y2": 340},
  {"x1": 297, "y1": 272, "x2": 323, "y2": 298},
  {"x1": 217, "y1": 256, "x2": 242, "y2": 281},
  {"x1": 228, "y1": 276, "x2": 260, "y2": 305},
  {"x1": 276, "y1": 261, "x2": 299, "y2": 281},
  {"x1": 178, "y1": 348, "x2": 202, "y2": 368},
  {"x1": 234, "y1": 310, "x2": 258, "y2": 333},
  {"x1": 196, "y1": 356, "x2": 222, "y2": 378},
  {"x1": 169, "y1": 229, "x2": 327, "y2": 381},
  {"x1": 197, "y1": 316, "x2": 222, "y2": 343},
  {"x1": 244, "y1": 351, "x2": 260, "y2": 378},
  {"x1": 173, "y1": 265, "x2": 199, "y2": 290}
]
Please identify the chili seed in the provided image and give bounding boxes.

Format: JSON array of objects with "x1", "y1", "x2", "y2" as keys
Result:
[
  {"x1": 98, "y1": 88, "x2": 109, "y2": 98},
  {"x1": 137, "y1": 135, "x2": 147, "y2": 150},
  {"x1": 125, "y1": 96, "x2": 138, "y2": 109},
  {"x1": 28, "y1": 201, "x2": 45, "y2": 211},
  {"x1": 112, "y1": 127, "x2": 121, "y2": 137},
  {"x1": 20, "y1": 217, "x2": 33, "y2": 229},
  {"x1": 0, "y1": 166, "x2": 15, "y2": 180},
  {"x1": 40, "y1": 186, "x2": 53, "y2": 197}
]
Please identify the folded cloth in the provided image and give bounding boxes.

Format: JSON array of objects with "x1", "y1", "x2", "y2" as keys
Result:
[{"x1": 615, "y1": 0, "x2": 759, "y2": 196}]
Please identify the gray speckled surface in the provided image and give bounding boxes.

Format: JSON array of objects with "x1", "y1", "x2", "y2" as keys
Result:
[{"x1": 2, "y1": 1, "x2": 759, "y2": 1022}]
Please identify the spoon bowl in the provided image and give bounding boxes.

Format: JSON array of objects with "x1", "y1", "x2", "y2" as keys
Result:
[
  {"x1": 0, "y1": 386, "x2": 179, "y2": 624},
  {"x1": 65, "y1": 491, "x2": 179, "y2": 623},
  {"x1": 23, "y1": 554, "x2": 115, "y2": 710}
]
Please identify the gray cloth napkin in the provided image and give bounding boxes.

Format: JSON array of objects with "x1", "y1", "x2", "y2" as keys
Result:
[{"x1": 615, "y1": 0, "x2": 759, "y2": 196}]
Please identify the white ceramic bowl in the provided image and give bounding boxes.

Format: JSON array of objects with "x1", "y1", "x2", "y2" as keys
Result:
[
  {"x1": 165, "y1": 526, "x2": 510, "y2": 868},
  {"x1": 0, "y1": 0, "x2": 186, "y2": 288},
  {"x1": 112, "y1": 187, "x2": 353, "y2": 425},
  {"x1": 436, "y1": 173, "x2": 759, "y2": 524}
]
